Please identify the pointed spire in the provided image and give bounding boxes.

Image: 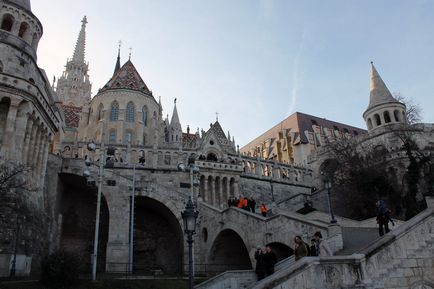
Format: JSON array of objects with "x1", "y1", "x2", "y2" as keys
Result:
[
  {"x1": 72, "y1": 16, "x2": 87, "y2": 64},
  {"x1": 114, "y1": 41, "x2": 121, "y2": 76},
  {"x1": 227, "y1": 131, "x2": 231, "y2": 140},
  {"x1": 170, "y1": 98, "x2": 181, "y2": 127},
  {"x1": 367, "y1": 62, "x2": 397, "y2": 110}
]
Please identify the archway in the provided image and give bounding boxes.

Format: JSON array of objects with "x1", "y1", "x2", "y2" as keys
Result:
[
  {"x1": 266, "y1": 242, "x2": 293, "y2": 262},
  {"x1": 134, "y1": 197, "x2": 183, "y2": 274},
  {"x1": 208, "y1": 229, "x2": 252, "y2": 274},
  {"x1": 59, "y1": 173, "x2": 109, "y2": 273}
]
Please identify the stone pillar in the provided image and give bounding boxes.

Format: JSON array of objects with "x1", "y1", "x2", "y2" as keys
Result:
[
  {"x1": 32, "y1": 129, "x2": 44, "y2": 180},
  {"x1": 203, "y1": 176, "x2": 208, "y2": 203},
  {"x1": 39, "y1": 137, "x2": 50, "y2": 188},
  {"x1": 210, "y1": 177, "x2": 215, "y2": 206},
  {"x1": 26, "y1": 121, "x2": 38, "y2": 166},
  {"x1": 14, "y1": 112, "x2": 29, "y2": 162},
  {"x1": 2, "y1": 100, "x2": 19, "y2": 159},
  {"x1": 255, "y1": 161, "x2": 261, "y2": 175},
  {"x1": 218, "y1": 178, "x2": 224, "y2": 208},
  {"x1": 22, "y1": 117, "x2": 34, "y2": 164}
]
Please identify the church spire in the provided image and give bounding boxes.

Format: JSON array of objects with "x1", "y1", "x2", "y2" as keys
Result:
[
  {"x1": 72, "y1": 16, "x2": 87, "y2": 64},
  {"x1": 113, "y1": 41, "x2": 121, "y2": 76},
  {"x1": 170, "y1": 98, "x2": 181, "y2": 127},
  {"x1": 367, "y1": 62, "x2": 397, "y2": 110}
]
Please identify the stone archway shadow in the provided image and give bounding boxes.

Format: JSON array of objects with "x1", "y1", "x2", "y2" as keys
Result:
[{"x1": 266, "y1": 242, "x2": 294, "y2": 262}]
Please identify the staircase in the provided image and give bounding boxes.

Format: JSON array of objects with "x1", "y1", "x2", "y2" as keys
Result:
[{"x1": 336, "y1": 227, "x2": 379, "y2": 255}]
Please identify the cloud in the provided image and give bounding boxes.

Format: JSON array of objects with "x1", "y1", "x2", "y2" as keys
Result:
[{"x1": 287, "y1": 28, "x2": 306, "y2": 115}]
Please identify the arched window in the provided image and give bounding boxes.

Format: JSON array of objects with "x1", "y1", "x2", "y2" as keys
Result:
[
  {"x1": 1, "y1": 14, "x2": 14, "y2": 32},
  {"x1": 97, "y1": 104, "x2": 104, "y2": 121},
  {"x1": 109, "y1": 130, "x2": 116, "y2": 144},
  {"x1": 142, "y1": 134, "x2": 146, "y2": 145},
  {"x1": 110, "y1": 101, "x2": 119, "y2": 121},
  {"x1": 394, "y1": 110, "x2": 401, "y2": 122},
  {"x1": 367, "y1": 118, "x2": 373, "y2": 130},
  {"x1": 142, "y1": 106, "x2": 148, "y2": 126},
  {"x1": 384, "y1": 111, "x2": 391, "y2": 123},
  {"x1": 126, "y1": 101, "x2": 135, "y2": 122},
  {"x1": 31, "y1": 33, "x2": 38, "y2": 49},
  {"x1": 374, "y1": 114, "x2": 381, "y2": 126},
  {"x1": 124, "y1": 131, "x2": 132, "y2": 144},
  {"x1": 18, "y1": 22, "x2": 29, "y2": 39}
]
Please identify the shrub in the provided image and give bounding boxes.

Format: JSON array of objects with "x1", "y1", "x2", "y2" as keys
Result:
[{"x1": 40, "y1": 250, "x2": 80, "y2": 289}]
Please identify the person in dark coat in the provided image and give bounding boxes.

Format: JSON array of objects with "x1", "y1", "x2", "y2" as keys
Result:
[
  {"x1": 254, "y1": 247, "x2": 266, "y2": 281},
  {"x1": 249, "y1": 196, "x2": 256, "y2": 213},
  {"x1": 263, "y1": 246, "x2": 277, "y2": 276},
  {"x1": 309, "y1": 239, "x2": 318, "y2": 256},
  {"x1": 376, "y1": 200, "x2": 392, "y2": 236}
]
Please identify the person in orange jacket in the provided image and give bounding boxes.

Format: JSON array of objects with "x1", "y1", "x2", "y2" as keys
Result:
[
  {"x1": 237, "y1": 196, "x2": 243, "y2": 208},
  {"x1": 242, "y1": 197, "x2": 249, "y2": 211},
  {"x1": 261, "y1": 203, "x2": 268, "y2": 217}
]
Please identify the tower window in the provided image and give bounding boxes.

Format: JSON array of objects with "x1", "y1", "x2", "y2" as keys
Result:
[
  {"x1": 142, "y1": 106, "x2": 148, "y2": 126},
  {"x1": 124, "y1": 131, "x2": 132, "y2": 144},
  {"x1": 374, "y1": 114, "x2": 381, "y2": 126},
  {"x1": 126, "y1": 101, "x2": 135, "y2": 122},
  {"x1": 110, "y1": 101, "x2": 119, "y2": 121},
  {"x1": 1, "y1": 14, "x2": 14, "y2": 32},
  {"x1": 394, "y1": 110, "x2": 401, "y2": 122},
  {"x1": 384, "y1": 111, "x2": 391, "y2": 123},
  {"x1": 18, "y1": 22, "x2": 29, "y2": 39}
]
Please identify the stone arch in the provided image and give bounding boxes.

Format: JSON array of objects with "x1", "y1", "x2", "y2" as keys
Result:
[
  {"x1": 0, "y1": 97, "x2": 10, "y2": 147},
  {"x1": 1, "y1": 14, "x2": 15, "y2": 32},
  {"x1": 208, "y1": 229, "x2": 252, "y2": 273},
  {"x1": 394, "y1": 109, "x2": 401, "y2": 122},
  {"x1": 97, "y1": 103, "x2": 104, "y2": 121},
  {"x1": 374, "y1": 113, "x2": 381, "y2": 126},
  {"x1": 266, "y1": 242, "x2": 294, "y2": 262},
  {"x1": 133, "y1": 196, "x2": 184, "y2": 274},
  {"x1": 367, "y1": 118, "x2": 373, "y2": 130},
  {"x1": 206, "y1": 152, "x2": 218, "y2": 162},
  {"x1": 383, "y1": 110, "x2": 391, "y2": 123},
  {"x1": 59, "y1": 173, "x2": 110, "y2": 273},
  {"x1": 126, "y1": 101, "x2": 135, "y2": 122},
  {"x1": 110, "y1": 101, "x2": 119, "y2": 121},
  {"x1": 18, "y1": 21, "x2": 29, "y2": 39}
]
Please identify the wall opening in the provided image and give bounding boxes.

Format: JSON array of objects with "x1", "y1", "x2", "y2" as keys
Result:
[{"x1": 1, "y1": 14, "x2": 14, "y2": 32}]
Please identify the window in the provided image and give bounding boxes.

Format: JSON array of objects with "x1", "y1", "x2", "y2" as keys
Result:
[
  {"x1": 109, "y1": 130, "x2": 116, "y2": 144},
  {"x1": 97, "y1": 104, "x2": 103, "y2": 120},
  {"x1": 311, "y1": 119, "x2": 318, "y2": 126},
  {"x1": 367, "y1": 118, "x2": 373, "y2": 130},
  {"x1": 1, "y1": 14, "x2": 14, "y2": 32},
  {"x1": 374, "y1": 114, "x2": 381, "y2": 126},
  {"x1": 124, "y1": 131, "x2": 132, "y2": 144},
  {"x1": 384, "y1": 111, "x2": 391, "y2": 123},
  {"x1": 394, "y1": 110, "x2": 401, "y2": 122},
  {"x1": 142, "y1": 106, "x2": 148, "y2": 126},
  {"x1": 126, "y1": 101, "x2": 135, "y2": 122},
  {"x1": 18, "y1": 22, "x2": 29, "y2": 39},
  {"x1": 110, "y1": 101, "x2": 119, "y2": 121}
]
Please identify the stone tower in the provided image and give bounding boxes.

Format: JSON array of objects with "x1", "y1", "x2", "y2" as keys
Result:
[
  {"x1": 169, "y1": 99, "x2": 182, "y2": 147},
  {"x1": 363, "y1": 62, "x2": 407, "y2": 132},
  {"x1": 0, "y1": 0, "x2": 61, "y2": 276},
  {"x1": 56, "y1": 16, "x2": 92, "y2": 107}
]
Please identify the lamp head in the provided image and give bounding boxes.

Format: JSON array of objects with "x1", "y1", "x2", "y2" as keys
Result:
[{"x1": 87, "y1": 142, "x2": 96, "y2": 152}]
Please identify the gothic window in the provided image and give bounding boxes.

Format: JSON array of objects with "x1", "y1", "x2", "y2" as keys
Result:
[
  {"x1": 109, "y1": 130, "x2": 116, "y2": 144},
  {"x1": 97, "y1": 104, "x2": 104, "y2": 121},
  {"x1": 142, "y1": 106, "x2": 148, "y2": 126},
  {"x1": 18, "y1": 22, "x2": 29, "y2": 39},
  {"x1": 124, "y1": 131, "x2": 132, "y2": 144},
  {"x1": 110, "y1": 101, "x2": 119, "y2": 121},
  {"x1": 1, "y1": 14, "x2": 14, "y2": 32},
  {"x1": 126, "y1": 101, "x2": 135, "y2": 122},
  {"x1": 384, "y1": 111, "x2": 391, "y2": 123}
]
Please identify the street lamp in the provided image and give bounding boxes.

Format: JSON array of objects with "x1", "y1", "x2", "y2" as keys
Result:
[
  {"x1": 322, "y1": 172, "x2": 337, "y2": 224},
  {"x1": 181, "y1": 197, "x2": 199, "y2": 289}
]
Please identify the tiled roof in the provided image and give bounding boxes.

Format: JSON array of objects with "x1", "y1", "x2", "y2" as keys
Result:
[
  {"x1": 182, "y1": 132, "x2": 198, "y2": 148},
  {"x1": 100, "y1": 60, "x2": 151, "y2": 94},
  {"x1": 61, "y1": 104, "x2": 82, "y2": 128}
]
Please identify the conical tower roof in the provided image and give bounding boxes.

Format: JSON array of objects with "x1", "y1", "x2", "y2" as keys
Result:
[
  {"x1": 367, "y1": 62, "x2": 398, "y2": 110},
  {"x1": 101, "y1": 60, "x2": 151, "y2": 94},
  {"x1": 6, "y1": 0, "x2": 31, "y2": 11},
  {"x1": 170, "y1": 99, "x2": 181, "y2": 127},
  {"x1": 72, "y1": 16, "x2": 87, "y2": 64}
]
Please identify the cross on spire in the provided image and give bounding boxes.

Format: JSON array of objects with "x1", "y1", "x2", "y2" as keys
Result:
[
  {"x1": 216, "y1": 112, "x2": 219, "y2": 121},
  {"x1": 129, "y1": 47, "x2": 132, "y2": 60},
  {"x1": 81, "y1": 16, "x2": 88, "y2": 27}
]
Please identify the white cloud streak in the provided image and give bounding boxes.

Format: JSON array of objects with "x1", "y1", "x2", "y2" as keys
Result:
[{"x1": 288, "y1": 28, "x2": 306, "y2": 116}]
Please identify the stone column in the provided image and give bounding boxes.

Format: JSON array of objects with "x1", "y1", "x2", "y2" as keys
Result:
[
  {"x1": 2, "y1": 100, "x2": 19, "y2": 159},
  {"x1": 218, "y1": 178, "x2": 224, "y2": 208},
  {"x1": 39, "y1": 137, "x2": 50, "y2": 188},
  {"x1": 225, "y1": 179, "x2": 230, "y2": 203},
  {"x1": 26, "y1": 121, "x2": 38, "y2": 166},
  {"x1": 209, "y1": 176, "x2": 215, "y2": 206},
  {"x1": 32, "y1": 129, "x2": 43, "y2": 179},
  {"x1": 202, "y1": 176, "x2": 208, "y2": 203},
  {"x1": 14, "y1": 112, "x2": 29, "y2": 162},
  {"x1": 22, "y1": 117, "x2": 34, "y2": 164}
]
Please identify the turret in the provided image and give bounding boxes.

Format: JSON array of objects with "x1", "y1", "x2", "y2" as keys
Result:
[
  {"x1": 363, "y1": 62, "x2": 407, "y2": 132},
  {"x1": 169, "y1": 99, "x2": 182, "y2": 145}
]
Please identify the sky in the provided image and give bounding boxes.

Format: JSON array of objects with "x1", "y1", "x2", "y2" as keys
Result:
[{"x1": 32, "y1": 0, "x2": 434, "y2": 147}]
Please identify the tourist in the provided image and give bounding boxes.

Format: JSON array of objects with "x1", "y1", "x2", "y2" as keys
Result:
[
  {"x1": 263, "y1": 246, "x2": 277, "y2": 277},
  {"x1": 237, "y1": 196, "x2": 243, "y2": 208},
  {"x1": 294, "y1": 236, "x2": 308, "y2": 261},
  {"x1": 309, "y1": 238, "x2": 318, "y2": 256},
  {"x1": 260, "y1": 203, "x2": 268, "y2": 217},
  {"x1": 313, "y1": 231, "x2": 332, "y2": 256},
  {"x1": 254, "y1": 247, "x2": 266, "y2": 281},
  {"x1": 376, "y1": 199, "x2": 392, "y2": 236},
  {"x1": 227, "y1": 196, "x2": 234, "y2": 207},
  {"x1": 249, "y1": 196, "x2": 256, "y2": 213},
  {"x1": 242, "y1": 197, "x2": 249, "y2": 211}
]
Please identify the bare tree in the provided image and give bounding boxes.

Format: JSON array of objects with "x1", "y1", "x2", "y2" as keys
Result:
[{"x1": 393, "y1": 92, "x2": 422, "y2": 124}]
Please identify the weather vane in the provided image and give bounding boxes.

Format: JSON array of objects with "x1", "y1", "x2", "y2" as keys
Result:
[
  {"x1": 129, "y1": 47, "x2": 132, "y2": 60},
  {"x1": 216, "y1": 112, "x2": 219, "y2": 121}
]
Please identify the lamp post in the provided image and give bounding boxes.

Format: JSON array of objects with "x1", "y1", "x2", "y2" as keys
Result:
[
  {"x1": 87, "y1": 121, "x2": 105, "y2": 281},
  {"x1": 323, "y1": 174, "x2": 337, "y2": 224},
  {"x1": 181, "y1": 197, "x2": 199, "y2": 289}
]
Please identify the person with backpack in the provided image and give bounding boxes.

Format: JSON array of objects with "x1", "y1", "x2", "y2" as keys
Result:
[{"x1": 376, "y1": 199, "x2": 392, "y2": 236}]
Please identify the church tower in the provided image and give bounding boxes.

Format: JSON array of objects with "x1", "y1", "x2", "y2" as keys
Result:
[
  {"x1": 363, "y1": 62, "x2": 407, "y2": 132},
  {"x1": 169, "y1": 100, "x2": 182, "y2": 147},
  {"x1": 56, "y1": 16, "x2": 92, "y2": 107}
]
